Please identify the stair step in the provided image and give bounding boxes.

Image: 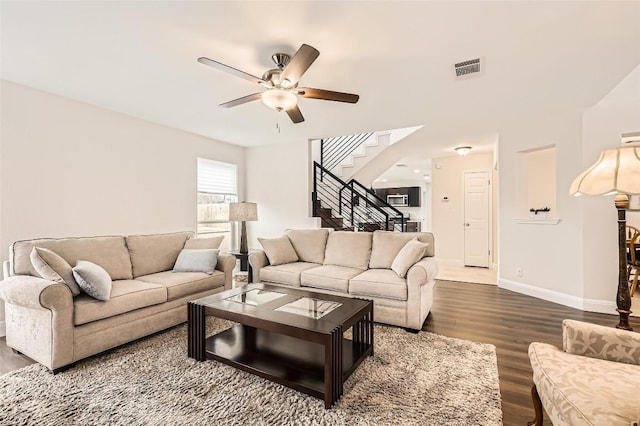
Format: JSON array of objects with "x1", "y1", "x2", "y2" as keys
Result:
[{"x1": 321, "y1": 217, "x2": 343, "y2": 228}]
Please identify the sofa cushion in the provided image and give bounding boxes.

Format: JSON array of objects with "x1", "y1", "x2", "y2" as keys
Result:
[
  {"x1": 74, "y1": 280, "x2": 167, "y2": 325},
  {"x1": 173, "y1": 249, "x2": 219, "y2": 274},
  {"x1": 137, "y1": 270, "x2": 224, "y2": 301},
  {"x1": 72, "y1": 260, "x2": 113, "y2": 301},
  {"x1": 184, "y1": 235, "x2": 224, "y2": 250},
  {"x1": 259, "y1": 237, "x2": 299, "y2": 266},
  {"x1": 529, "y1": 341, "x2": 640, "y2": 426},
  {"x1": 323, "y1": 231, "x2": 372, "y2": 270},
  {"x1": 30, "y1": 247, "x2": 81, "y2": 296},
  {"x1": 11, "y1": 236, "x2": 133, "y2": 280},
  {"x1": 301, "y1": 265, "x2": 363, "y2": 293},
  {"x1": 285, "y1": 229, "x2": 330, "y2": 264},
  {"x1": 260, "y1": 262, "x2": 320, "y2": 287},
  {"x1": 349, "y1": 269, "x2": 408, "y2": 301},
  {"x1": 391, "y1": 238, "x2": 429, "y2": 278},
  {"x1": 126, "y1": 232, "x2": 192, "y2": 278},
  {"x1": 369, "y1": 231, "x2": 435, "y2": 269}
]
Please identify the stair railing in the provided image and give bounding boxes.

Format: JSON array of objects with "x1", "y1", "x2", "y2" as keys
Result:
[
  {"x1": 313, "y1": 161, "x2": 406, "y2": 232},
  {"x1": 321, "y1": 132, "x2": 374, "y2": 173}
]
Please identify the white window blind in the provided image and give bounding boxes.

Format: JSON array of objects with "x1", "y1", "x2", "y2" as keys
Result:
[{"x1": 197, "y1": 158, "x2": 237, "y2": 195}]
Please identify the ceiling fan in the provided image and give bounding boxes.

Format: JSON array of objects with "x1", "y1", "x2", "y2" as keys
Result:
[{"x1": 197, "y1": 44, "x2": 359, "y2": 124}]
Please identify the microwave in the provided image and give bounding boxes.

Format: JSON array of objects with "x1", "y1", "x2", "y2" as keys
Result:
[{"x1": 387, "y1": 194, "x2": 408, "y2": 207}]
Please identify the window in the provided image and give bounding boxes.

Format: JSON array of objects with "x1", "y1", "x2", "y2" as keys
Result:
[{"x1": 197, "y1": 158, "x2": 238, "y2": 251}]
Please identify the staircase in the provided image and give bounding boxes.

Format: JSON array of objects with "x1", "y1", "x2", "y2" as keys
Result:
[{"x1": 312, "y1": 162, "x2": 406, "y2": 232}]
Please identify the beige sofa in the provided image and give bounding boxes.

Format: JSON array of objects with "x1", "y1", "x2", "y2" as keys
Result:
[
  {"x1": 0, "y1": 232, "x2": 235, "y2": 372},
  {"x1": 249, "y1": 229, "x2": 438, "y2": 330},
  {"x1": 528, "y1": 320, "x2": 640, "y2": 425}
]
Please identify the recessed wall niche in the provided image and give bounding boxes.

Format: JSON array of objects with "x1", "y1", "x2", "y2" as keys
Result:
[{"x1": 516, "y1": 145, "x2": 557, "y2": 219}]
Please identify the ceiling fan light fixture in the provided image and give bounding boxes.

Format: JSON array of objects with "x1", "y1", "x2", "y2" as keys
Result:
[
  {"x1": 455, "y1": 146, "x2": 472, "y2": 156},
  {"x1": 261, "y1": 89, "x2": 297, "y2": 111}
]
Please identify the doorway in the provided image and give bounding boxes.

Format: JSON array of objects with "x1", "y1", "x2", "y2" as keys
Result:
[{"x1": 463, "y1": 170, "x2": 490, "y2": 268}]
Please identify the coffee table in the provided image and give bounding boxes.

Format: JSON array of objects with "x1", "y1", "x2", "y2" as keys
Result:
[{"x1": 187, "y1": 283, "x2": 374, "y2": 408}]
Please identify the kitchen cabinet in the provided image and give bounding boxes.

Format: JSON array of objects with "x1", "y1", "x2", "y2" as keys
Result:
[{"x1": 374, "y1": 186, "x2": 421, "y2": 207}]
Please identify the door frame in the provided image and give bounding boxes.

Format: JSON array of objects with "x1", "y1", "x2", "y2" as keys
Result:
[{"x1": 462, "y1": 168, "x2": 493, "y2": 268}]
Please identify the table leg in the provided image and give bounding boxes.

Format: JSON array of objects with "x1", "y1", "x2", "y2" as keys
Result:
[
  {"x1": 187, "y1": 302, "x2": 206, "y2": 361},
  {"x1": 324, "y1": 325, "x2": 343, "y2": 408}
]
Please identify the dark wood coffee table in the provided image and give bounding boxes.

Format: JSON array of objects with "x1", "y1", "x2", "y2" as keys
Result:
[{"x1": 187, "y1": 283, "x2": 374, "y2": 408}]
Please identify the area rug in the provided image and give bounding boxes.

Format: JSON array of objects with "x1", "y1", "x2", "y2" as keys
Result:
[{"x1": 0, "y1": 318, "x2": 502, "y2": 425}]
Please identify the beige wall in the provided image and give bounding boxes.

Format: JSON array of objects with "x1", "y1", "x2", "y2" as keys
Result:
[
  {"x1": 0, "y1": 81, "x2": 246, "y2": 335},
  {"x1": 431, "y1": 152, "x2": 496, "y2": 264},
  {"x1": 518, "y1": 147, "x2": 557, "y2": 216}
]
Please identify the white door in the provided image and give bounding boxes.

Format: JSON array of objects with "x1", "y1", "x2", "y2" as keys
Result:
[{"x1": 464, "y1": 171, "x2": 490, "y2": 267}]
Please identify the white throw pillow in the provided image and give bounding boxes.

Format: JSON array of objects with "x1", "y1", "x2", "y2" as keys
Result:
[
  {"x1": 72, "y1": 260, "x2": 112, "y2": 301},
  {"x1": 391, "y1": 238, "x2": 429, "y2": 278},
  {"x1": 173, "y1": 249, "x2": 219, "y2": 274},
  {"x1": 258, "y1": 237, "x2": 299, "y2": 266},
  {"x1": 184, "y1": 236, "x2": 224, "y2": 250},
  {"x1": 30, "y1": 247, "x2": 81, "y2": 296}
]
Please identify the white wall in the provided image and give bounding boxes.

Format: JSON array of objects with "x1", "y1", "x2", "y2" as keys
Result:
[
  {"x1": 245, "y1": 141, "x2": 317, "y2": 247},
  {"x1": 431, "y1": 153, "x2": 495, "y2": 263},
  {"x1": 498, "y1": 109, "x2": 586, "y2": 307},
  {"x1": 0, "y1": 81, "x2": 246, "y2": 335}
]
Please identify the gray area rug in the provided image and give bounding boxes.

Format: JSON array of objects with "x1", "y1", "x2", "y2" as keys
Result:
[{"x1": 0, "y1": 318, "x2": 502, "y2": 425}]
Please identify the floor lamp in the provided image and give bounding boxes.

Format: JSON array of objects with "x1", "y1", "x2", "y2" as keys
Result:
[
  {"x1": 570, "y1": 143, "x2": 640, "y2": 331},
  {"x1": 229, "y1": 202, "x2": 258, "y2": 254}
]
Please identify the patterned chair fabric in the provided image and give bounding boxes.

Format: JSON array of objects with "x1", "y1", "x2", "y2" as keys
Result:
[{"x1": 528, "y1": 319, "x2": 640, "y2": 426}]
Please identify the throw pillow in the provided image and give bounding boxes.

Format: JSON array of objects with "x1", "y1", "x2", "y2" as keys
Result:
[
  {"x1": 72, "y1": 260, "x2": 112, "y2": 301},
  {"x1": 391, "y1": 238, "x2": 429, "y2": 278},
  {"x1": 184, "y1": 235, "x2": 224, "y2": 250},
  {"x1": 173, "y1": 249, "x2": 219, "y2": 274},
  {"x1": 30, "y1": 247, "x2": 81, "y2": 296},
  {"x1": 258, "y1": 237, "x2": 299, "y2": 266}
]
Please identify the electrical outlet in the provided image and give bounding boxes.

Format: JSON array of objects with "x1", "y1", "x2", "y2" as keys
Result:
[{"x1": 516, "y1": 267, "x2": 523, "y2": 278}]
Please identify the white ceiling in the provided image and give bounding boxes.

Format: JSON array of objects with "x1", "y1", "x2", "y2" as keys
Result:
[{"x1": 2, "y1": 1, "x2": 639, "y2": 149}]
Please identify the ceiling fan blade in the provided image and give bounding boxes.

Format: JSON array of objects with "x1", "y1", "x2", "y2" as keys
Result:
[
  {"x1": 280, "y1": 44, "x2": 320, "y2": 86},
  {"x1": 219, "y1": 93, "x2": 263, "y2": 108},
  {"x1": 299, "y1": 88, "x2": 359, "y2": 103},
  {"x1": 197, "y1": 57, "x2": 266, "y2": 85},
  {"x1": 286, "y1": 105, "x2": 305, "y2": 123}
]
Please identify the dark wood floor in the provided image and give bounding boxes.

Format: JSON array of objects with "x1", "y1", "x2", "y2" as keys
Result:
[{"x1": 1, "y1": 280, "x2": 639, "y2": 425}]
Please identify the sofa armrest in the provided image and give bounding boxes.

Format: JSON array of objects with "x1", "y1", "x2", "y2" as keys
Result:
[
  {"x1": 216, "y1": 253, "x2": 236, "y2": 290},
  {"x1": 248, "y1": 251, "x2": 269, "y2": 282},
  {"x1": 0, "y1": 275, "x2": 73, "y2": 311},
  {"x1": 406, "y1": 257, "x2": 439, "y2": 287},
  {"x1": 563, "y1": 319, "x2": 640, "y2": 365},
  {"x1": 2, "y1": 260, "x2": 10, "y2": 279}
]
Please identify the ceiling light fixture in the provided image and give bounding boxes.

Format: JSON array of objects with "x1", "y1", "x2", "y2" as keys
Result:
[
  {"x1": 261, "y1": 89, "x2": 298, "y2": 111},
  {"x1": 455, "y1": 146, "x2": 472, "y2": 156}
]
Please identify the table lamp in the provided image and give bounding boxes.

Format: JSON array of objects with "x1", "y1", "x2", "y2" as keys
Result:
[
  {"x1": 570, "y1": 143, "x2": 640, "y2": 330},
  {"x1": 229, "y1": 202, "x2": 258, "y2": 254}
]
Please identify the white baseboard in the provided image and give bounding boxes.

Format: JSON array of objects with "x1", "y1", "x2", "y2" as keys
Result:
[
  {"x1": 499, "y1": 278, "x2": 584, "y2": 311},
  {"x1": 582, "y1": 298, "x2": 618, "y2": 315},
  {"x1": 0, "y1": 321, "x2": 5, "y2": 338}
]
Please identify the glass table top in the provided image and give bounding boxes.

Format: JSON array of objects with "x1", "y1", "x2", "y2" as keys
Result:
[
  {"x1": 275, "y1": 297, "x2": 343, "y2": 320},
  {"x1": 225, "y1": 288, "x2": 287, "y2": 306}
]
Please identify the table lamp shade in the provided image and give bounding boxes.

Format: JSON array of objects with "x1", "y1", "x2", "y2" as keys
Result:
[
  {"x1": 570, "y1": 145, "x2": 640, "y2": 196},
  {"x1": 229, "y1": 202, "x2": 258, "y2": 222}
]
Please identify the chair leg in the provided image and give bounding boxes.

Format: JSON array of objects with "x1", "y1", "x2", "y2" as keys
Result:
[
  {"x1": 527, "y1": 384, "x2": 544, "y2": 426},
  {"x1": 631, "y1": 268, "x2": 639, "y2": 297}
]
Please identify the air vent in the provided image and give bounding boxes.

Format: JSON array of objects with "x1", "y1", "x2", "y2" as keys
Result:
[{"x1": 454, "y1": 58, "x2": 482, "y2": 78}]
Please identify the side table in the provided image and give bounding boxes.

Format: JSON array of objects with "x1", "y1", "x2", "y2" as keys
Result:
[{"x1": 226, "y1": 250, "x2": 254, "y2": 283}]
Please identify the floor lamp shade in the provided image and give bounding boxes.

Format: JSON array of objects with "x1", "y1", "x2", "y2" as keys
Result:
[
  {"x1": 570, "y1": 144, "x2": 640, "y2": 331},
  {"x1": 229, "y1": 202, "x2": 258, "y2": 254}
]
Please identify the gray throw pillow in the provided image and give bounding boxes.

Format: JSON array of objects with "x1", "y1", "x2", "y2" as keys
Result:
[
  {"x1": 391, "y1": 238, "x2": 429, "y2": 278},
  {"x1": 30, "y1": 247, "x2": 81, "y2": 296},
  {"x1": 72, "y1": 260, "x2": 112, "y2": 301},
  {"x1": 258, "y1": 237, "x2": 299, "y2": 266},
  {"x1": 173, "y1": 249, "x2": 219, "y2": 274}
]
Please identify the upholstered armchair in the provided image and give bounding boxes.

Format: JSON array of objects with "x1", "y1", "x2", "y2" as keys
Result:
[{"x1": 528, "y1": 320, "x2": 640, "y2": 425}]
